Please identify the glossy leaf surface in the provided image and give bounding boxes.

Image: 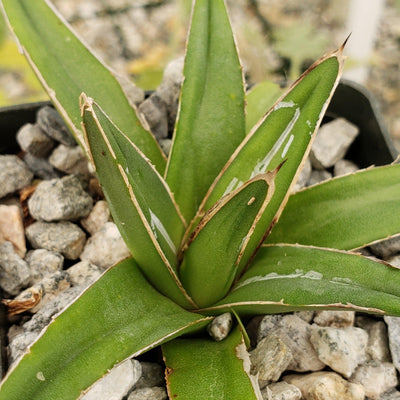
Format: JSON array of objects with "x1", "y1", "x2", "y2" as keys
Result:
[
  {"x1": 0, "y1": 0, "x2": 166, "y2": 172},
  {"x1": 165, "y1": 0, "x2": 245, "y2": 222},
  {"x1": 179, "y1": 173, "x2": 275, "y2": 308},
  {"x1": 266, "y1": 164, "x2": 400, "y2": 250},
  {"x1": 163, "y1": 328, "x2": 261, "y2": 400},
  {"x1": 202, "y1": 245, "x2": 400, "y2": 316},
  {"x1": 81, "y1": 96, "x2": 193, "y2": 307},
  {"x1": 199, "y1": 48, "x2": 343, "y2": 274},
  {"x1": 0, "y1": 258, "x2": 211, "y2": 400}
]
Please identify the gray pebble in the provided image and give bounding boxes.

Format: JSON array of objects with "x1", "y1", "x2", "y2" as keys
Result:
[
  {"x1": 8, "y1": 330, "x2": 39, "y2": 366},
  {"x1": 128, "y1": 387, "x2": 167, "y2": 400},
  {"x1": 384, "y1": 316, "x2": 400, "y2": 373},
  {"x1": 207, "y1": 312, "x2": 232, "y2": 342},
  {"x1": 313, "y1": 311, "x2": 355, "y2": 328},
  {"x1": 48, "y1": 144, "x2": 90, "y2": 178},
  {"x1": 28, "y1": 175, "x2": 93, "y2": 221},
  {"x1": 333, "y1": 159, "x2": 359, "y2": 177},
  {"x1": 80, "y1": 222, "x2": 130, "y2": 269},
  {"x1": 134, "y1": 361, "x2": 165, "y2": 389},
  {"x1": 37, "y1": 106, "x2": 75, "y2": 146},
  {"x1": 0, "y1": 241, "x2": 31, "y2": 295},
  {"x1": 263, "y1": 381, "x2": 302, "y2": 400},
  {"x1": 139, "y1": 94, "x2": 168, "y2": 140},
  {"x1": 310, "y1": 118, "x2": 359, "y2": 169},
  {"x1": 16, "y1": 123, "x2": 55, "y2": 157},
  {"x1": 308, "y1": 169, "x2": 332, "y2": 187},
  {"x1": 292, "y1": 158, "x2": 312, "y2": 192},
  {"x1": 370, "y1": 237, "x2": 400, "y2": 259},
  {"x1": 66, "y1": 260, "x2": 101, "y2": 287},
  {"x1": 25, "y1": 249, "x2": 64, "y2": 285},
  {"x1": 26, "y1": 221, "x2": 86, "y2": 260},
  {"x1": 80, "y1": 200, "x2": 111, "y2": 235},
  {"x1": 23, "y1": 152, "x2": 62, "y2": 180},
  {"x1": 0, "y1": 155, "x2": 33, "y2": 198}
]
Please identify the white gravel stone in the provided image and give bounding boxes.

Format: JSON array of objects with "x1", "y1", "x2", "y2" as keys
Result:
[
  {"x1": 292, "y1": 158, "x2": 312, "y2": 192},
  {"x1": 25, "y1": 249, "x2": 64, "y2": 285},
  {"x1": 48, "y1": 144, "x2": 90, "y2": 178},
  {"x1": 80, "y1": 222, "x2": 130, "y2": 269},
  {"x1": 0, "y1": 241, "x2": 31, "y2": 295},
  {"x1": 207, "y1": 312, "x2": 232, "y2": 342},
  {"x1": 66, "y1": 260, "x2": 101, "y2": 288},
  {"x1": 0, "y1": 155, "x2": 33, "y2": 198},
  {"x1": 356, "y1": 316, "x2": 391, "y2": 362},
  {"x1": 333, "y1": 159, "x2": 359, "y2": 177},
  {"x1": 263, "y1": 381, "x2": 302, "y2": 400},
  {"x1": 16, "y1": 123, "x2": 55, "y2": 157},
  {"x1": 0, "y1": 204, "x2": 26, "y2": 257},
  {"x1": 313, "y1": 311, "x2": 355, "y2": 328},
  {"x1": 308, "y1": 169, "x2": 332, "y2": 186},
  {"x1": 134, "y1": 361, "x2": 165, "y2": 389},
  {"x1": 310, "y1": 326, "x2": 368, "y2": 378},
  {"x1": 351, "y1": 361, "x2": 398, "y2": 399},
  {"x1": 80, "y1": 200, "x2": 111, "y2": 235},
  {"x1": 310, "y1": 118, "x2": 359, "y2": 169},
  {"x1": 26, "y1": 221, "x2": 86, "y2": 260},
  {"x1": 250, "y1": 334, "x2": 293, "y2": 388},
  {"x1": 128, "y1": 386, "x2": 167, "y2": 400},
  {"x1": 384, "y1": 316, "x2": 400, "y2": 373},
  {"x1": 81, "y1": 359, "x2": 142, "y2": 400},
  {"x1": 283, "y1": 371, "x2": 365, "y2": 400},
  {"x1": 28, "y1": 175, "x2": 93, "y2": 221},
  {"x1": 8, "y1": 330, "x2": 39, "y2": 366},
  {"x1": 257, "y1": 314, "x2": 325, "y2": 372},
  {"x1": 23, "y1": 152, "x2": 62, "y2": 180}
]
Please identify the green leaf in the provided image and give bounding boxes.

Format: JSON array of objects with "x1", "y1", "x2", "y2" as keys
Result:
[
  {"x1": 0, "y1": 0, "x2": 166, "y2": 173},
  {"x1": 202, "y1": 244, "x2": 400, "y2": 317},
  {"x1": 179, "y1": 172, "x2": 276, "y2": 308},
  {"x1": 266, "y1": 164, "x2": 400, "y2": 250},
  {"x1": 198, "y1": 47, "x2": 344, "y2": 275},
  {"x1": 81, "y1": 96, "x2": 193, "y2": 308},
  {"x1": 165, "y1": 0, "x2": 245, "y2": 223},
  {"x1": 163, "y1": 327, "x2": 262, "y2": 400},
  {"x1": 245, "y1": 81, "x2": 283, "y2": 134},
  {"x1": 0, "y1": 258, "x2": 211, "y2": 400}
]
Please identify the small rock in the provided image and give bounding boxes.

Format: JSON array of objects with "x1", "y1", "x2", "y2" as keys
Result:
[
  {"x1": 387, "y1": 254, "x2": 400, "y2": 268},
  {"x1": 80, "y1": 222, "x2": 130, "y2": 269},
  {"x1": 128, "y1": 387, "x2": 167, "y2": 400},
  {"x1": 23, "y1": 285, "x2": 83, "y2": 333},
  {"x1": 139, "y1": 94, "x2": 168, "y2": 140},
  {"x1": 134, "y1": 361, "x2": 165, "y2": 389},
  {"x1": 333, "y1": 159, "x2": 359, "y2": 177},
  {"x1": 159, "y1": 138, "x2": 172, "y2": 157},
  {"x1": 26, "y1": 221, "x2": 86, "y2": 260},
  {"x1": 81, "y1": 200, "x2": 111, "y2": 235},
  {"x1": 37, "y1": 106, "x2": 75, "y2": 146},
  {"x1": 310, "y1": 326, "x2": 368, "y2": 378},
  {"x1": 48, "y1": 144, "x2": 90, "y2": 178},
  {"x1": 383, "y1": 316, "x2": 400, "y2": 372},
  {"x1": 0, "y1": 241, "x2": 31, "y2": 295},
  {"x1": 207, "y1": 312, "x2": 232, "y2": 342},
  {"x1": 351, "y1": 361, "x2": 398, "y2": 399},
  {"x1": 0, "y1": 204, "x2": 26, "y2": 257},
  {"x1": 313, "y1": 311, "x2": 355, "y2": 328},
  {"x1": 370, "y1": 237, "x2": 400, "y2": 259},
  {"x1": 8, "y1": 330, "x2": 39, "y2": 366},
  {"x1": 310, "y1": 118, "x2": 359, "y2": 169},
  {"x1": 292, "y1": 158, "x2": 312, "y2": 192},
  {"x1": 283, "y1": 371, "x2": 365, "y2": 400},
  {"x1": 356, "y1": 316, "x2": 391, "y2": 362},
  {"x1": 379, "y1": 389, "x2": 400, "y2": 400},
  {"x1": 308, "y1": 169, "x2": 332, "y2": 186},
  {"x1": 0, "y1": 155, "x2": 33, "y2": 198},
  {"x1": 257, "y1": 314, "x2": 325, "y2": 372},
  {"x1": 66, "y1": 260, "x2": 101, "y2": 288},
  {"x1": 28, "y1": 175, "x2": 93, "y2": 221},
  {"x1": 16, "y1": 123, "x2": 55, "y2": 157},
  {"x1": 25, "y1": 249, "x2": 64, "y2": 285},
  {"x1": 12, "y1": 270, "x2": 71, "y2": 313},
  {"x1": 294, "y1": 311, "x2": 315, "y2": 323},
  {"x1": 250, "y1": 334, "x2": 293, "y2": 388},
  {"x1": 23, "y1": 152, "x2": 62, "y2": 180},
  {"x1": 263, "y1": 381, "x2": 302, "y2": 400},
  {"x1": 81, "y1": 359, "x2": 142, "y2": 400}
]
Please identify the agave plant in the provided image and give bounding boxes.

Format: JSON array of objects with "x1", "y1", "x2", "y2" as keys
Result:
[{"x1": 2, "y1": 1, "x2": 400, "y2": 399}]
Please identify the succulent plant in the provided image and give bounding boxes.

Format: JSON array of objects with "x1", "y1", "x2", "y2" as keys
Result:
[{"x1": 2, "y1": 1, "x2": 400, "y2": 399}]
